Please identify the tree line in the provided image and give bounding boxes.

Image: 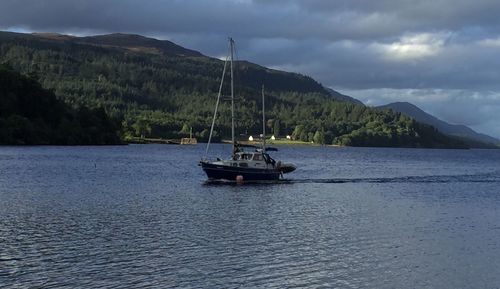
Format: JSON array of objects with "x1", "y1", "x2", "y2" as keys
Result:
[
  {"x1": 0, "y1": 64, "x2": 121, "y2": 145},
  {"x1": 0, "y1": 32, "x2": 467, "y2": 148}
]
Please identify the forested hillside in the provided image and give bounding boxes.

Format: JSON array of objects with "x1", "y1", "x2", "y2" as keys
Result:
[
  {"x1": 0, "y1": 31, "x2": 466, "y2": 148},
  {"x1": 0, "y1": 64, "x2": 121, "y2": 145},
  {"x1": 379, "y1": 102, "x2": 499, "y2": 148}
]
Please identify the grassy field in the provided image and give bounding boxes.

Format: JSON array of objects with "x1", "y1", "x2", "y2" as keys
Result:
[
  {"x1": 223, "y1": 138, "x2": 317, "y2": 146},
  {"x1": 246, "y1": 138, "x2": 342, "y2": 146},
  {"x1": 267, "y1": 139, "x2": 313, "y2": 145}
]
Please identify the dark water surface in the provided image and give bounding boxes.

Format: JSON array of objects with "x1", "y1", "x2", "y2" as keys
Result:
[{"x1": 1, "y1": 144, "x2": 500, "y2": 288}]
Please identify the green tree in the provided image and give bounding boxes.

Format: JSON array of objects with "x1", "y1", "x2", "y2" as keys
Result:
[
  {"x1": 132, "y1": 118, "x2": 151, "y2": 138},
  {"x1": 180, "y1": 123, "x2": 191, "y2": 135},
  {"x1": 292, "y1": 125, "x2": 304, "y2": 140},
  {"x1": 273, "y1": 119, "x2": 281, "y2": 137},
  {"x1": 313, "y1": 130, "x2": 325, "y2": 144}
]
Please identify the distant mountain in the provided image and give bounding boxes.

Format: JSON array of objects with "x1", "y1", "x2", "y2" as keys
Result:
[
  {"x1": 0, "y1": 30, "x2": 468, "y2": 148},
  {"x1": 325, "y1": 88, "x2": 364, "y2": 105},
  {"x1": 33, "y1": 32, "x2": 205, "y2": 57},
  {"x1": 379, "y1": 102, "x2": 499, "y2": 147},
  {"x1": 79, "y1": 33, "x2": 205, "y2": 57}
]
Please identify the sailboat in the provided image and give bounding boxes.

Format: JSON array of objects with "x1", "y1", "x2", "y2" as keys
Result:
[{"x1": 200, "y1": 38, "x2": 296, "y2": 181}]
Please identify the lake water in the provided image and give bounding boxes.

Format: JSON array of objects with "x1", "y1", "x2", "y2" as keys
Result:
[{"x1": 1, "y1": 144, "x2": 500, "y2": 288}]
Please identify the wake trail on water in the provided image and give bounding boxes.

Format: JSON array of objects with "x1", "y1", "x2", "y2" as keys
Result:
[
  {"x1": 204, "y1": 171, "x2": 500, "y2": 185},
  {"x1": 291, "y1": 170, "x2": 500, "y2": 184}
]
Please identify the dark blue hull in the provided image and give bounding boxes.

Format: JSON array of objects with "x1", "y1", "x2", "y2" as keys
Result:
[{"x1": 200, "y1": 161, "x2": 281, "y2": 181}]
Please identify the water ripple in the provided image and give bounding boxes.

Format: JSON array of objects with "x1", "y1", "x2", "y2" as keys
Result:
[{"x1": 2, "y1": 145, "x2": 500, "y2": 288}]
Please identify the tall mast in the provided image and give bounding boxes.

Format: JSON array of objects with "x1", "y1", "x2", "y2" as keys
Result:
[
  {"x1": 204, "y1": 47, "x2": 229, "y2": 159},
  {"x1": 262, "y1": 85, "x2": 266, "y2": 153},
  {"x1": 230, "y1": 38, "x2": 235, "y2": 157}
]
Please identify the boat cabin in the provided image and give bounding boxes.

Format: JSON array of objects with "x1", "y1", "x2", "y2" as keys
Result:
[{"x1": 222, "y1": 151, "x2": 276, "y2": 169}]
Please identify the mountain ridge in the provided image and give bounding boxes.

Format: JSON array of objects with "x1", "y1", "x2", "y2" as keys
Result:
[
  {"x1": 325, "y1": 88, "x2": 364, "y2": 105},
  {"x1": 0, "y1": 30, "x2": 363, "y2": 105},
  {"x1": 378, "y1": 102, "x2": 499, "y2": 147},
  {"x1": 29, "y1": 31, "x2": 363, "y2": 104},
  {"x1": 32, "y1": 32, "x2": 205, "y2": 57},
  {"x1": 0, "y1": 30, "x2": 467, "y2": 148}
]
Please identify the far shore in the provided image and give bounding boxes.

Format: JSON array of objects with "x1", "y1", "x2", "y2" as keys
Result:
[
  {"x1": 222, "y1": 139, "x2": 342, "y2": 147},
  {"x1": 125, "y1": 137, "x2": 334, "y2": 146}
]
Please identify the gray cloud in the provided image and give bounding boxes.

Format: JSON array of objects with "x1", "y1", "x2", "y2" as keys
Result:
[
  {"x1": 1, "y1": 0, "x2": 500, "y2": 137},
  {"x1": 5, "y1": 0, "x2": 499, "y2": 41}
]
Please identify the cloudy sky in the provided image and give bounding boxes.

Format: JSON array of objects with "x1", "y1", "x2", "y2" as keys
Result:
[{"x1": 2, "y1": 0, "x2": 500, "y2": 138}]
